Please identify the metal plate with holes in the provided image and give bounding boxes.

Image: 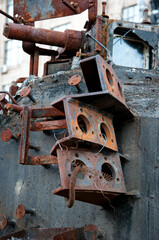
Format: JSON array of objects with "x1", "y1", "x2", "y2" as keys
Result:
[
  {"x1": 14, "y1": 0, "x2": 97, "y2": 22},
  {"x1": 80, "y1": 55, "x2": 125, "y2": 104},
  {"x1": 50, "y1": 98, "x2": 117, "y2": 155},
  {"x1": 53, "y1": 149, "x2": 126, "y2": 205},
  {"x1": 51, "y1": 92, "x2": 134, "y2": 121}
]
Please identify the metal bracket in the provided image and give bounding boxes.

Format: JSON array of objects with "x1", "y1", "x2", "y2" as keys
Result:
[
  {"x1": 19, "y1": 106, "x2": 65, "y2": 165},
  {"x1": 51, "y1": 97, "x2": 118, "y2": 156},
  {"x1": 53, "y1": 148, "x2": 126, "y2": 206},
  {"x1": 80, "y1": 55, "x2": 125, "y2": 104}
]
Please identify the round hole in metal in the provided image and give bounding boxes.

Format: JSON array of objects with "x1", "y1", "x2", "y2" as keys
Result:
[
  {"x1": 71, "y1": 160, "x2": 86, "y2": 180},
  {"x1": 101, "y1": 163, "x2": 115, "y2": 182},
  {"x1": 77, "y1": 115, "x2": 90, "y2": 133},
  {"x1": 106, "y1": 69, "x2": 114, "y2": 86},
  {"x1": 100, "y1": 123, "x2": 110, "y2": 141}
]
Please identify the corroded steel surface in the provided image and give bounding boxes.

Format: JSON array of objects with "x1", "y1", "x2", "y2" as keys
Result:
[
  {"x1": 1, "y1": 129, "x2": 12, "y2": 142},
  {"x1": 54, "y1": 148, "x2": 126, "y2": 205},
  {"x1": 51, "y1": 91, "x2": 133, "y2": 120},
  {"x1": 30, "y1": 119, "x2": 67, "y2": 131},
  {"x1": 51, "y1": 97, "x2": 118, "y2": 155},
  {"x1": 13, "y1": 0, "x2": 97, "y2": 22},
  {"x1": 80, "y1": 55, "x2": 125, "y2": 104}
]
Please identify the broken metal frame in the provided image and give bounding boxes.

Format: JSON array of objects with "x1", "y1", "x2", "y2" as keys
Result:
[{"x1": 19, "y1": 106, "x2": 66, "y2": 165}]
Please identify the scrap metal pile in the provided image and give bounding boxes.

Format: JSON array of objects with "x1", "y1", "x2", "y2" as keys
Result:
[{"x1": 0, "y1": 0, "x2": 159, "y2": 239}]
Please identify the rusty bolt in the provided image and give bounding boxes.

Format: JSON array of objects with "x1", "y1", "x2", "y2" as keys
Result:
[
  {"x1": 142, "y1": 8, "x2": 151, "y2": 24},
  {"x1": 89, "y1": 0, "x2": 94, "y2": 6},
  {"x1": 0, "y1": 215, "x2": 16, "y2": 230},
  {"x1": 68, "y1": 75, "x2": 82, "y2": 92},
  {"x1": 71, "y1": 2, "x2": 78, "y2": 8},
  {"x1": 102, "y1": 1, "x2": 107, "y2": 15},
  {"x1": 20, "y1": 86, "x2": 36, "y2": 103},
  {"x1": 1, "y1": 128, "x2": 18, "y2": 142},
  {"x1": 16, "y1": 204, "x2": 35, "y2": 220}
]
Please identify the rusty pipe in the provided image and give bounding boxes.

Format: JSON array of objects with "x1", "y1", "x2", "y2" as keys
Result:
[
  {"x1": 3, "y1": 23, "x2": 84, "y2": 52},
  {"x1": 22, "y1": 42, "x2": 58, "y2": 56},
  {"x1": 6, "y1": 103, "x2": 23, "y2": 113},
  {"x1": 0, "y1": 91, "x2": 18, "y2": 105}
]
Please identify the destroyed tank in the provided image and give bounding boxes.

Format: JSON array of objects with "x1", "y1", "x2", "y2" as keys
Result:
[{"x1": 0, "y1": 1, "x2": 159, "y2": 239}]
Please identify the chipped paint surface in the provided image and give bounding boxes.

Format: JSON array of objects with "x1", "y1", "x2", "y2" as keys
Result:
[{"x1": 25, "y1": 0, "x2": 55, "y2": 19}]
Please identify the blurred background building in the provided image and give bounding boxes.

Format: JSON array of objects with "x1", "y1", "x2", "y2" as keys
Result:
[{"x1": 0, "y1": 0, "x2": 158, "y2": 90}]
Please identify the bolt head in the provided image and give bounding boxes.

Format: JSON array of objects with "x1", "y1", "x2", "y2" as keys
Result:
[
  {"x1": 68, "y1": 75, "x2": 81, "y2": 86},
  {"x1": 1, "y1": 128, "x2": 12, "y2": 142},
  {"x1": 20, "y1": 86, "x2": 31, "y2": 98},
  {"x1": 16, "y1": 204, "x2": 26, "y2": 220}
]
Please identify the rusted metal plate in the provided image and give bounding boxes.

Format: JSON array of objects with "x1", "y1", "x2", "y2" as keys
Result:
[
  {"x1": 14, "y1": 0, "x2": 97, "y2": 22},
  {"x1": 51, "y1": 98, "x2": 117, "y2": 155},
  {"x1": 31, "y1": 107, "x2": 64, "y2": 118},
  {"x1": 30, "y1": 119, "x2": 67, "y2": 131},
  {"x1": 56, "y1": 148, "x2": 125, "y2": 195},
  {"x1": 27, "y1": 155, "x2": 58, "y2": 165},
  {"x1": 52, "y1": 228, "x2": 84, "y2": 240},
  {"x1": 51, "y1": 92, "x2": 134, "y2": 120},
  {"x1": 20, "y1": 85, "x2": 31, "y2": 98},
  {"x1": 54, "y1": 187, "x2": 124, "y2": 206}
]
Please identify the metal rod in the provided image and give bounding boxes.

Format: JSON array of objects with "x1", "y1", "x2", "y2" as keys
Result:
[
  {"x1": 86, "y1": 33, "x2": 111, "y2": 60},
  {"x1": 0, "y1": 9, "x2": 16, "y2": 22},
  {"x1": 62, "y1": 0, "x2": 77, "y2": 13}
]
